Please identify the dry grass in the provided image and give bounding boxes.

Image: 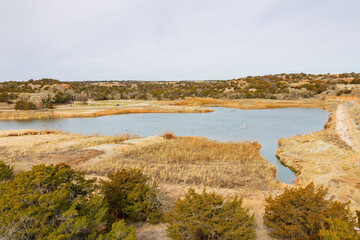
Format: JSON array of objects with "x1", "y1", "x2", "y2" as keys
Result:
[
  {"x1": 122, "y1": 137, "x2": 259, "y2": 164},
  {"x1": 83, "y1": 137, "x2": 279, "y2": 190},
  {"x1": 172, "y1": 97, "x2": 337, "y2": 111},
  {"x1": 0, "y1": 103, "x2": 212, "y2": 120},
  {"x1": 66, "y1": 133, "x2": 138, "y2": 150},
  {"x1": 0, "y1": 130, "x2": 279, "y2": 190},
  {"x1": 173, "y1": 97, "x2": 233, "y2": 107},
  {"x1": 0, "y1": 98, "x2": 338, "y2": 121},
  {"x1": 0, "y1": 131, "x2": 136, "y2": 171},
  {"x1": 0, "y1": 129, "x2": 57, "y2": 137}
]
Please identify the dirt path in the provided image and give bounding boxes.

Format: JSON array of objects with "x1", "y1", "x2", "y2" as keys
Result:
[{"x1": 335, "y1": 103, "x2": 360, "y2": 152}]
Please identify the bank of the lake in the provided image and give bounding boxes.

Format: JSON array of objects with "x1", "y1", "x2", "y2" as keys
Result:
[{"x1": 276, "y1": 101, "x2": 360, "y2": 211}]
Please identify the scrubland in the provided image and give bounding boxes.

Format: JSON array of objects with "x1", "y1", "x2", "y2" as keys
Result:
[{"x1": 2, "y1": 97, "x2": 360, "y2": 239}]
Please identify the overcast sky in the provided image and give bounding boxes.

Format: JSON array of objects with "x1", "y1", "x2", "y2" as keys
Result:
[{"x1": 0, "y1": 0, "x2": 359, "y2": 81}]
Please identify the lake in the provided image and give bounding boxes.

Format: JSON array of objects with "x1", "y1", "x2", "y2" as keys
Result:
[{"x1": 0, "y1": 107, "x2": 329, "y2": 184}]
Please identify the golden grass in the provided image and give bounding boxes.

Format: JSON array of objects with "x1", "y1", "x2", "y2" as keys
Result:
[
  {"x1": 122, "y1": 138, "x2": 259, "y2": 164},
  {"x1": 90, "y1": 109, "x2": 180, "y2": 117},
  {"x1": 0, "y1": 129, "x2": 57, "y2": 137},
  {"x1": 0, "y1": 130, "x2": 280, "y2": 190},
  {"x1": 174, "y1": 97, "x2": 230, "y2": 106},
  {"x1": 66, "y1": 133, "x2": 138, "y2": 150},
  {"x1": 0, "y1": 106, "x2": 213, "y2": 120},
  {"x1": 172, "y1": 97, "x2": 335, "y2": 111},
  {"x1": 82, "y1": 137, "x2": 279, "y2": 190},
  {"x1": 0, "y1": 98, "x2": 338, "y2": 121}
]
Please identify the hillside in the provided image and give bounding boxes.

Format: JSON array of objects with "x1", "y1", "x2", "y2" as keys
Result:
[{"x1": 1, "y1": 73, "x2": 360, "y2": 111}]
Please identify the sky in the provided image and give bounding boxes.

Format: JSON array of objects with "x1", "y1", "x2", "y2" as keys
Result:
[{"x1": 0, "y1": 0, "x2": 359, "y2": 81}]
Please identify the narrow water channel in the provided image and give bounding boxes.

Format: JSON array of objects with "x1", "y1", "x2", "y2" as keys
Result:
[{"x1": 0, "y1": 107, "x2": 329, "y2": 184}]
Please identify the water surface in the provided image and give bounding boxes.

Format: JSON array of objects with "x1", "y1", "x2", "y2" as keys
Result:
[{"x1": 0, "y1": 107, "x2": 329, "y2": 184}]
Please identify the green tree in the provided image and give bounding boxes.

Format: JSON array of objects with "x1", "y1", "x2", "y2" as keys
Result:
[
  {"x1": 264, "y1": 183, "x2": 352, "y2": 240},
  {"x1": 0, "y1": 163, "x2": 107, "y2": 240},
  {"x1": 166, "y1": 188, "x2": 255, "y2": 240},
  {"x1": 100, "y1": 169, "x2": 162, "y2": 224},
  {"x1": 319, "y1": 218, "x2": 359, "y2": 240},
  {"x1": 98, "y1": 220, "x2": 136, "y2": 240},
  {"x1": 0, "y1": 161, "x2": 13, "y2": 182},
  {"x1": 350, "y1": 78, "x2": 360, "y2": 84},
  {"x1": 14, "y1": 99, "x2": 37, "y2": 110}
]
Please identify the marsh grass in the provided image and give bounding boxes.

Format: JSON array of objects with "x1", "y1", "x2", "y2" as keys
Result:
[
  {"x1": 0, "y1": 131, "x2": 279, "y2": 190},
  {"x1": 174, "y1": 97, "x2": 230, "y2": 107},
  {"x1": 82, "y1": 137, "x2": 279, "y2": 190},
  {"x1": 122, "y1": 138, "x2": 258, "y2": 164},
  {"x1": 66, "y1": 133, "x2": 138, "y2": 150}
]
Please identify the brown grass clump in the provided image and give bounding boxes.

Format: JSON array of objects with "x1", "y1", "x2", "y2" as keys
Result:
[
  {"x1": 161, "y1": 131, "x2": 176, "y2": 139},
  {"x1": 0, "y1": 129, "x2": 57, "y2": 137}
]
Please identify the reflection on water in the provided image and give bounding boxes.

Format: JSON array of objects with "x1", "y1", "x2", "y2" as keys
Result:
[{"x1": 0, "y1": 107, "x2": 329, "y2": 184}]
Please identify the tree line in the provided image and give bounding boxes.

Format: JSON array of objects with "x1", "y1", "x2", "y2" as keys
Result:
[{"x1": 1, "y1": 73, "x2": 360, "y2": 110}]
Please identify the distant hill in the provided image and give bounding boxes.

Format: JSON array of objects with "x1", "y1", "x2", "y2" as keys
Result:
[{"x1": 0, "y1": 73, "x2": 359, "y2": 109}]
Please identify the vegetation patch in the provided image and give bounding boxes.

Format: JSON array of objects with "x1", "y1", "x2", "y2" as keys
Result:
[
  {"x1": 100, "y1": 168, "x2": 162, "y2": 225},
  {"x1": 264, "y1": 183, "x2": 355, "y2": 240},
  {"x1": 85, "y1": 137, "x2": 280, "y2": 190},
  {"x1": 166, "y1": 188, "x2": 255, "y2": 240}
]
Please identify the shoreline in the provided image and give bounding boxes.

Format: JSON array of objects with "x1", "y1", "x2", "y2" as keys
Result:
[
  {"x1": 276, "y1": 101, "x2": 360, "y2": 211},
  {"x1": 0, "y1": 98, "x2": 339, "y2": 121},
  {"x1": 0, "y1": 107, "x2": 213, "y2": 121}
]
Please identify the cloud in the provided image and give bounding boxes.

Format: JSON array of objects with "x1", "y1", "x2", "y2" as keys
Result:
[{"x1": 0, "y1": 0, "x2": 359, "y2": 81}]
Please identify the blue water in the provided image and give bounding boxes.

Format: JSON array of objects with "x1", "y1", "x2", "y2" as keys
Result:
[{"x1": 0, "y1": 107, "x2": 329, "y2": 184}]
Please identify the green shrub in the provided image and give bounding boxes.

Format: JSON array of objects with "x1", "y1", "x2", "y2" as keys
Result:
[
  {"x1": 319, "y1": 218, "x2": 359, "y2": 240},
  {"x1": 264, "y1": 183, "x2": 352, "y2": 240},
  {"x1": 0, "y1": 161, "x2": 13, "y2": 182},
  {"x1": 100, "y1": 169, "x2": 162, "y2": 224},
  {"x1": 97, "y1": 220, "x2": 136, "y2": 240},
  {"x1": 0, "y1": 163, "x2": 107, "y2": 240},
  {"x1": 166, "y1": 188, "x2": 255, "y2": 240},
  {"x1": 14, "y1": 99, "x2": 37, "y2": 110},
  {"x1": 350, "y1": 78, "x2": 360, "y2": 84}
]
